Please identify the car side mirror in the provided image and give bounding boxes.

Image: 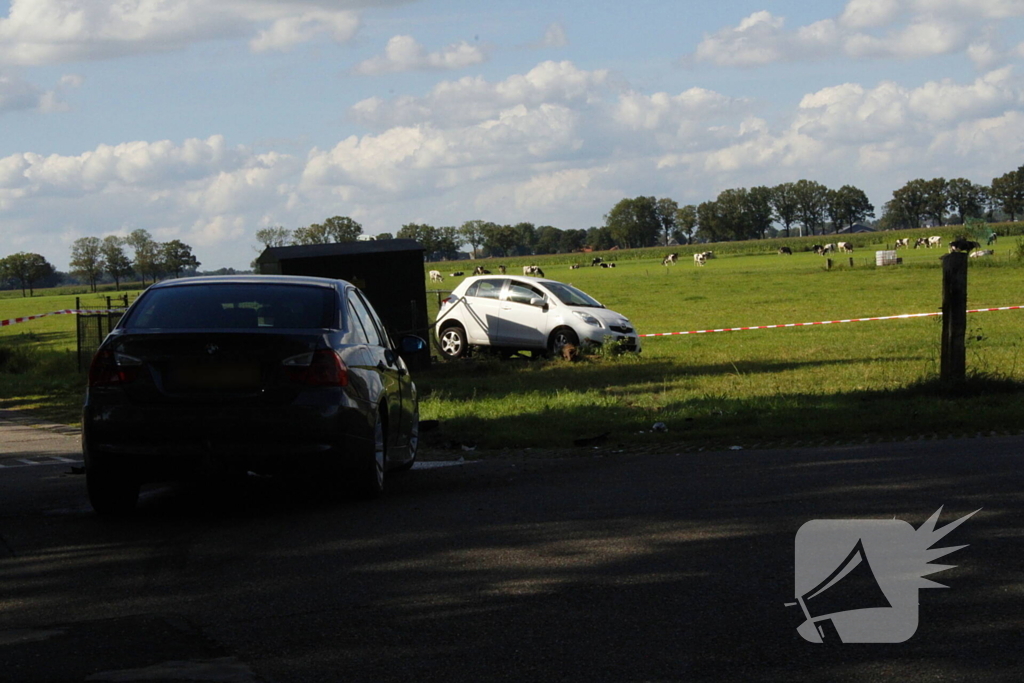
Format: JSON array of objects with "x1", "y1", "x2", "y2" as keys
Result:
[
  {"x1": 530, "y1": 297, "x2": 549, "y2": 312},
  {"x1": 399, "y1": 335, "x2": 428, "y2": 356}
]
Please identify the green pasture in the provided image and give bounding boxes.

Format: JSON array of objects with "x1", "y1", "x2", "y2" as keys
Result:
[
  {"x1": 420, "y1": 235, "x2": 1024, "y2": 449},
  {"x1": 2, "y1": 230, "x2": 1023, "y2": 448},
  {"x1": 0, "y1": 289, "x2": 142, "y2": 422}
]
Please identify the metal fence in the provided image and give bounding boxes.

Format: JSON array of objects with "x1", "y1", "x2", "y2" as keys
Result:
[{"x1": 76, "y1": 294, "x2": 132, "y2": 371}]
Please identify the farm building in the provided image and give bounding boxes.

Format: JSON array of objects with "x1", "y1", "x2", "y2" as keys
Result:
[{"x1": 256, "y1": 239, "x2": 430, "y2": 369}]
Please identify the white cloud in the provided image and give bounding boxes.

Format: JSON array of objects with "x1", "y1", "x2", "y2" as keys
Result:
[
  {"x1": 691, "y1": 1, "x2": 1024, "y2": 66},
  {"x1": 0, "y1": 71, "x2": 73, "y2": 113},
  {"x1": 350, "y1": 60, "x2": 610, "y2": 128},
  {"x1": 613, "y1": 88, "x2": 744, "y2": 131},
  {"x1": 351, "y1": 35, "x2": 486, "y2": 75},
  {"x1": 249, "y1": 10, "x2": 360, "y2": 53},
  {"x1": 0, "y1": 0, "x2": 393, "y2": 66}
]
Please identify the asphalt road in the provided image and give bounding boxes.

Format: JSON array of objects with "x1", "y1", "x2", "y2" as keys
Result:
[{"x1": 0, "y1": 412, "x2": 1021, "y2": 682}]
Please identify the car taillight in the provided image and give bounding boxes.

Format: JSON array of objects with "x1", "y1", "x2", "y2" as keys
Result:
[
  {"x1": 88, "y1": 350, "x2": 141, "y2": 387},
  {"x1": 283, "y1": 349, "x2": 349, "y2": 387},
  {"x1": 441, "y1": 295, "x2": 458, "y2": 309}
]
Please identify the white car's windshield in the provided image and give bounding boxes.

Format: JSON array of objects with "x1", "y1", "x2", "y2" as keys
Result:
[{"x1": 544, "y1": 282, "x2": 604, "y2": 308}]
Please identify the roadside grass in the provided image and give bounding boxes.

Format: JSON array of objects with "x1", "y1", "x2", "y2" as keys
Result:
[
  {"x1": 2, "y1": 237, "x2": 1022, "y2": 446},
  {"x1": 419, "y1": 240, "x2": 1024, "y2": 448},
  {"x1": 0, "y1": 289, "x2": 142, "y2": 424}
]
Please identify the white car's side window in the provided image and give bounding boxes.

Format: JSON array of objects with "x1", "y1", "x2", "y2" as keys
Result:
[
  {"x1": 466, "y1": 279, "x2": 504, "y2": 299},
  {"x1": 506, "y1": 282, "x2": 543, "y2": 304}
]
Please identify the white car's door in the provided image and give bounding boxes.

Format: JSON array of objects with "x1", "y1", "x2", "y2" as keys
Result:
[
  {"x1": 496, "y1": 280, "x2": 550, "y2": 348},
  {"x1": 459, "y1": 278, "x2": 506, "y2": 345}
]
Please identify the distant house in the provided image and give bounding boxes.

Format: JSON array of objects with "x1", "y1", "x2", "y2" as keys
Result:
[{"x1": 838, "y1": 223, "x2": 876, "y2": 234}]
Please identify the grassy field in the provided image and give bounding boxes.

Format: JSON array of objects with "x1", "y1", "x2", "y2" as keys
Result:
[
  {"x1": 418, "y1": 233, "x2": 1024, "y2": 449},
  {"x1": 2, "y1": 231, "x2": 1023, "y2": 449},
  {"x1": 0, "y1": 289, "x2": 142, "y2": 423}
]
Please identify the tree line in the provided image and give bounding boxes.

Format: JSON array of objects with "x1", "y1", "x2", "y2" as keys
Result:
[
  {"x1": 256, "y1": 165, "x2": 1023, "y2": 260},
  {"x1": 0, "y1": 230, "x2": 199, "y2": 297}
]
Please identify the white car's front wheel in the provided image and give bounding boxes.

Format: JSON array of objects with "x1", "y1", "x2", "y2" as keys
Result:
[{"x1": 439, "y1": 325, "x2": 468, "y2": 359}]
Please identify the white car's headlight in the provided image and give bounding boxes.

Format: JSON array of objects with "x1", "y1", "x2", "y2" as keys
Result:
[{"x1": 572, "y1": 311, "x2": 603, "y2": 327}]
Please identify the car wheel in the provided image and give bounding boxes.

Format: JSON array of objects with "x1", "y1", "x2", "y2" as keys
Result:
[
  {"x1": 393, "y1": 408, "x2": 419, "y2": 472},
  {"x1": 86, "y1": 467, "x2": 140, "y2": 515},
  {"x1": 438, "y1": 325, "x2": 468, "y2": 359},
  {"x1": 548, "y1": 327, "x2": 580, "y2": 355},
  {"x1": 351, "y1": 411, "x2": 386, "y2": 498}
]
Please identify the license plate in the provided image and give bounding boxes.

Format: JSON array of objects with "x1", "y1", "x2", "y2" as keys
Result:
[{"x1": 168, "y1": 363, "x2": 262, "y2": 391}]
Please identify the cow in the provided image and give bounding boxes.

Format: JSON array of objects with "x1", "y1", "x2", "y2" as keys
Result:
[
  {"x1": 523, "y1": 265, "x2": 545, "y2": 277},
  {"x1": 591, "y1": 257, "x2": 603, "y2": 267},
  {"x1": 569, "y1": 264, "x2": 581, "y2": 270},
  {"x1": 498, "y1": 265, "x2": 507, "y2": 274},
  {"x1": 778, "y1": 247, "x2": 792, "y2": 255},
  {"x1": 988, "y1": 233, "x2": 998, "y2": 245},
  {"x1": 662, "y1": 253, "x2": 679, "y2": 266},
  {"x1": 429, "y1": 270, "x2": 443, "y2": 283},
  {"x1": 811, "y1": 244, "x2": 825, "y2": 255},
  {"x1": 838, "y1": 242, "x2": 853, "y2": 253},
  {"x1": 473, "y1": 266, "x2": 491, "y2": 275},
  {"x1": 599, "y1": 262, "x2": 616, "y2": 268},
  {"x1": 969, "y1": 249, "x2": 995, "y2": 258},
  {"x1": 449, "y1": 271, "x2": 464, "y2": 277},
  {"x1": 693, "y1": 252, "x2": 708, "y2": 266},
  {"x1": 916, "y1": 236, "x2": 942, "y2": 249},
  {"x1": 894, "y1": 238, "x2": 910, "y2": 249},
  {"x1": 949, "y1": 238, "x2": 980, "y2": 253},
  {"x1": 702, "y1": 251, "x2": 715, "y2": 259},
  {"x1": 820, "y1": 243, "x2": 837, "y2": 255}
]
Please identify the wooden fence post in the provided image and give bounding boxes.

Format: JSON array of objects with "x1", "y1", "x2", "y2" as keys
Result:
[{"x1": 940, "y1": 252, "x2": 968, "y2": 384}]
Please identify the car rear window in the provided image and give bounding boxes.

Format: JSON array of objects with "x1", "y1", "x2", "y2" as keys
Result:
[{"x1": 123, "y1": 284, "x2": 337, "y2": 330}]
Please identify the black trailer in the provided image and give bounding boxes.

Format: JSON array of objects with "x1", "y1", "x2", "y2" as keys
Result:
[{"x1": 256, "y1": 239, "x2": 430, "y2": 369}]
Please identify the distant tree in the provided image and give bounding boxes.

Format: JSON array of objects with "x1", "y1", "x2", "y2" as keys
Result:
[
  {"x1": 674, "y1": 205, "x2": 697, "y2": 243},
  {"x1": 695, "y1": 200, "x2": 727, "y2": 243},
  {"x1": 558, "y1": 228, "x2": 588, "y2": 253},
  {"x1": 70, "y1": 237, "x2": 105, "y2": 292},
  {"x1": 255, "y1": 226, "x2": 293, "y2": 249},
  {"x1": 770, "y1": 182, "x2": 800, "y2": 237},
  {"x1": 586, "y1": 226, "x2": 615, "y2": 251},
  {"x1": 322, "y1": 216, "x2": 363, "y2": 242},
  {"x1": 921, "y1": 178, "x2": 949, "y2": 226},
  {"x1": 826, "y1": 185, "x2": 874, "y2": 232},
  {"x1": 792, "y1": 180, "x2": 829, "y2": 236},
  {"x1": 397, "y1": 224, "x2": 439, "y2": 257},
  {"x1": 125, "y1": 229, "x2": 161, "y2": 285},
  {"x1": 535, "y1": 225, "x2": 563, "y2": 254},
  {"x1": 990, "y1": 166, "x2": 1024, "y2": 222},
  {"x1": 655, "y1": 197, "x2": 679, "y2": 246},
  {"x1": 605, "y1": 196, "x2": 660, "y2": 248},
  {"x1": 885, "y1": 179, "x2": 931, "y2": 229},
  {"x1": 292, "y1": 223, "x2": 331, "y2": 245},
  {"x1": 480, "y1": 223, "x2": 519, "y2": 257},
  {"x1": 459, "y1": 220, "x2": 487, "y2": 258},
  {"x1": 714, "y1": 188, "x2": 754, "y2": 241},
  {"x1": 100, "y1": 236, "x2": 134, "y2": 291},
  {"x1": 436, "y1": 226, "x2": 462, "y2": 260},
  {"x1": 0, "y1": 252, "x2": 54, "y2": 297},
  {"x1": 512, "y1": 222, "x2": 537, "y2": 256},
  {"x1": 160, "y1": 240, "x2": 200, "y2": 278},
  {"x1": 376, "y1": 232, "x2": 394, "y2": 241},
  {"x1": 945, "y1": 179, "x2": 988, "y2": 225},
  {"x1": 745, "y1": 186, "x2": 775, "y2": 239}
]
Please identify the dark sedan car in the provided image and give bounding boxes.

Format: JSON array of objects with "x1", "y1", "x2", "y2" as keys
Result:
[{"x1": 82, "y1": 275, "x2": 424, "y2": 514}]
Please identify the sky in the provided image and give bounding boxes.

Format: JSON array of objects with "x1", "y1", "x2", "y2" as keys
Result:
[{"x1": 2, "y1": 0, "x2": 1024, "y2": 271}]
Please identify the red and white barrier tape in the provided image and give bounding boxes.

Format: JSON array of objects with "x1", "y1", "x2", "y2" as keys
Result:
[
  {"x1": 639, "y1": 305, "x2": 1024, "y2": 338},
  {"x1": 0, "y1": 309, "x2": 124, "y2": 327}
]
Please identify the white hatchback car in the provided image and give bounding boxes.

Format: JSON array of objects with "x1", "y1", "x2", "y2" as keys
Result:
[{"x1": 434, "y1": 275, "x2": 640, "y2": 358}]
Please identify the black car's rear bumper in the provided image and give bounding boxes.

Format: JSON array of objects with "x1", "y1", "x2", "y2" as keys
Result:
[{"x1": 83, "y1": 395, "x2": 373, "y2": 482}]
